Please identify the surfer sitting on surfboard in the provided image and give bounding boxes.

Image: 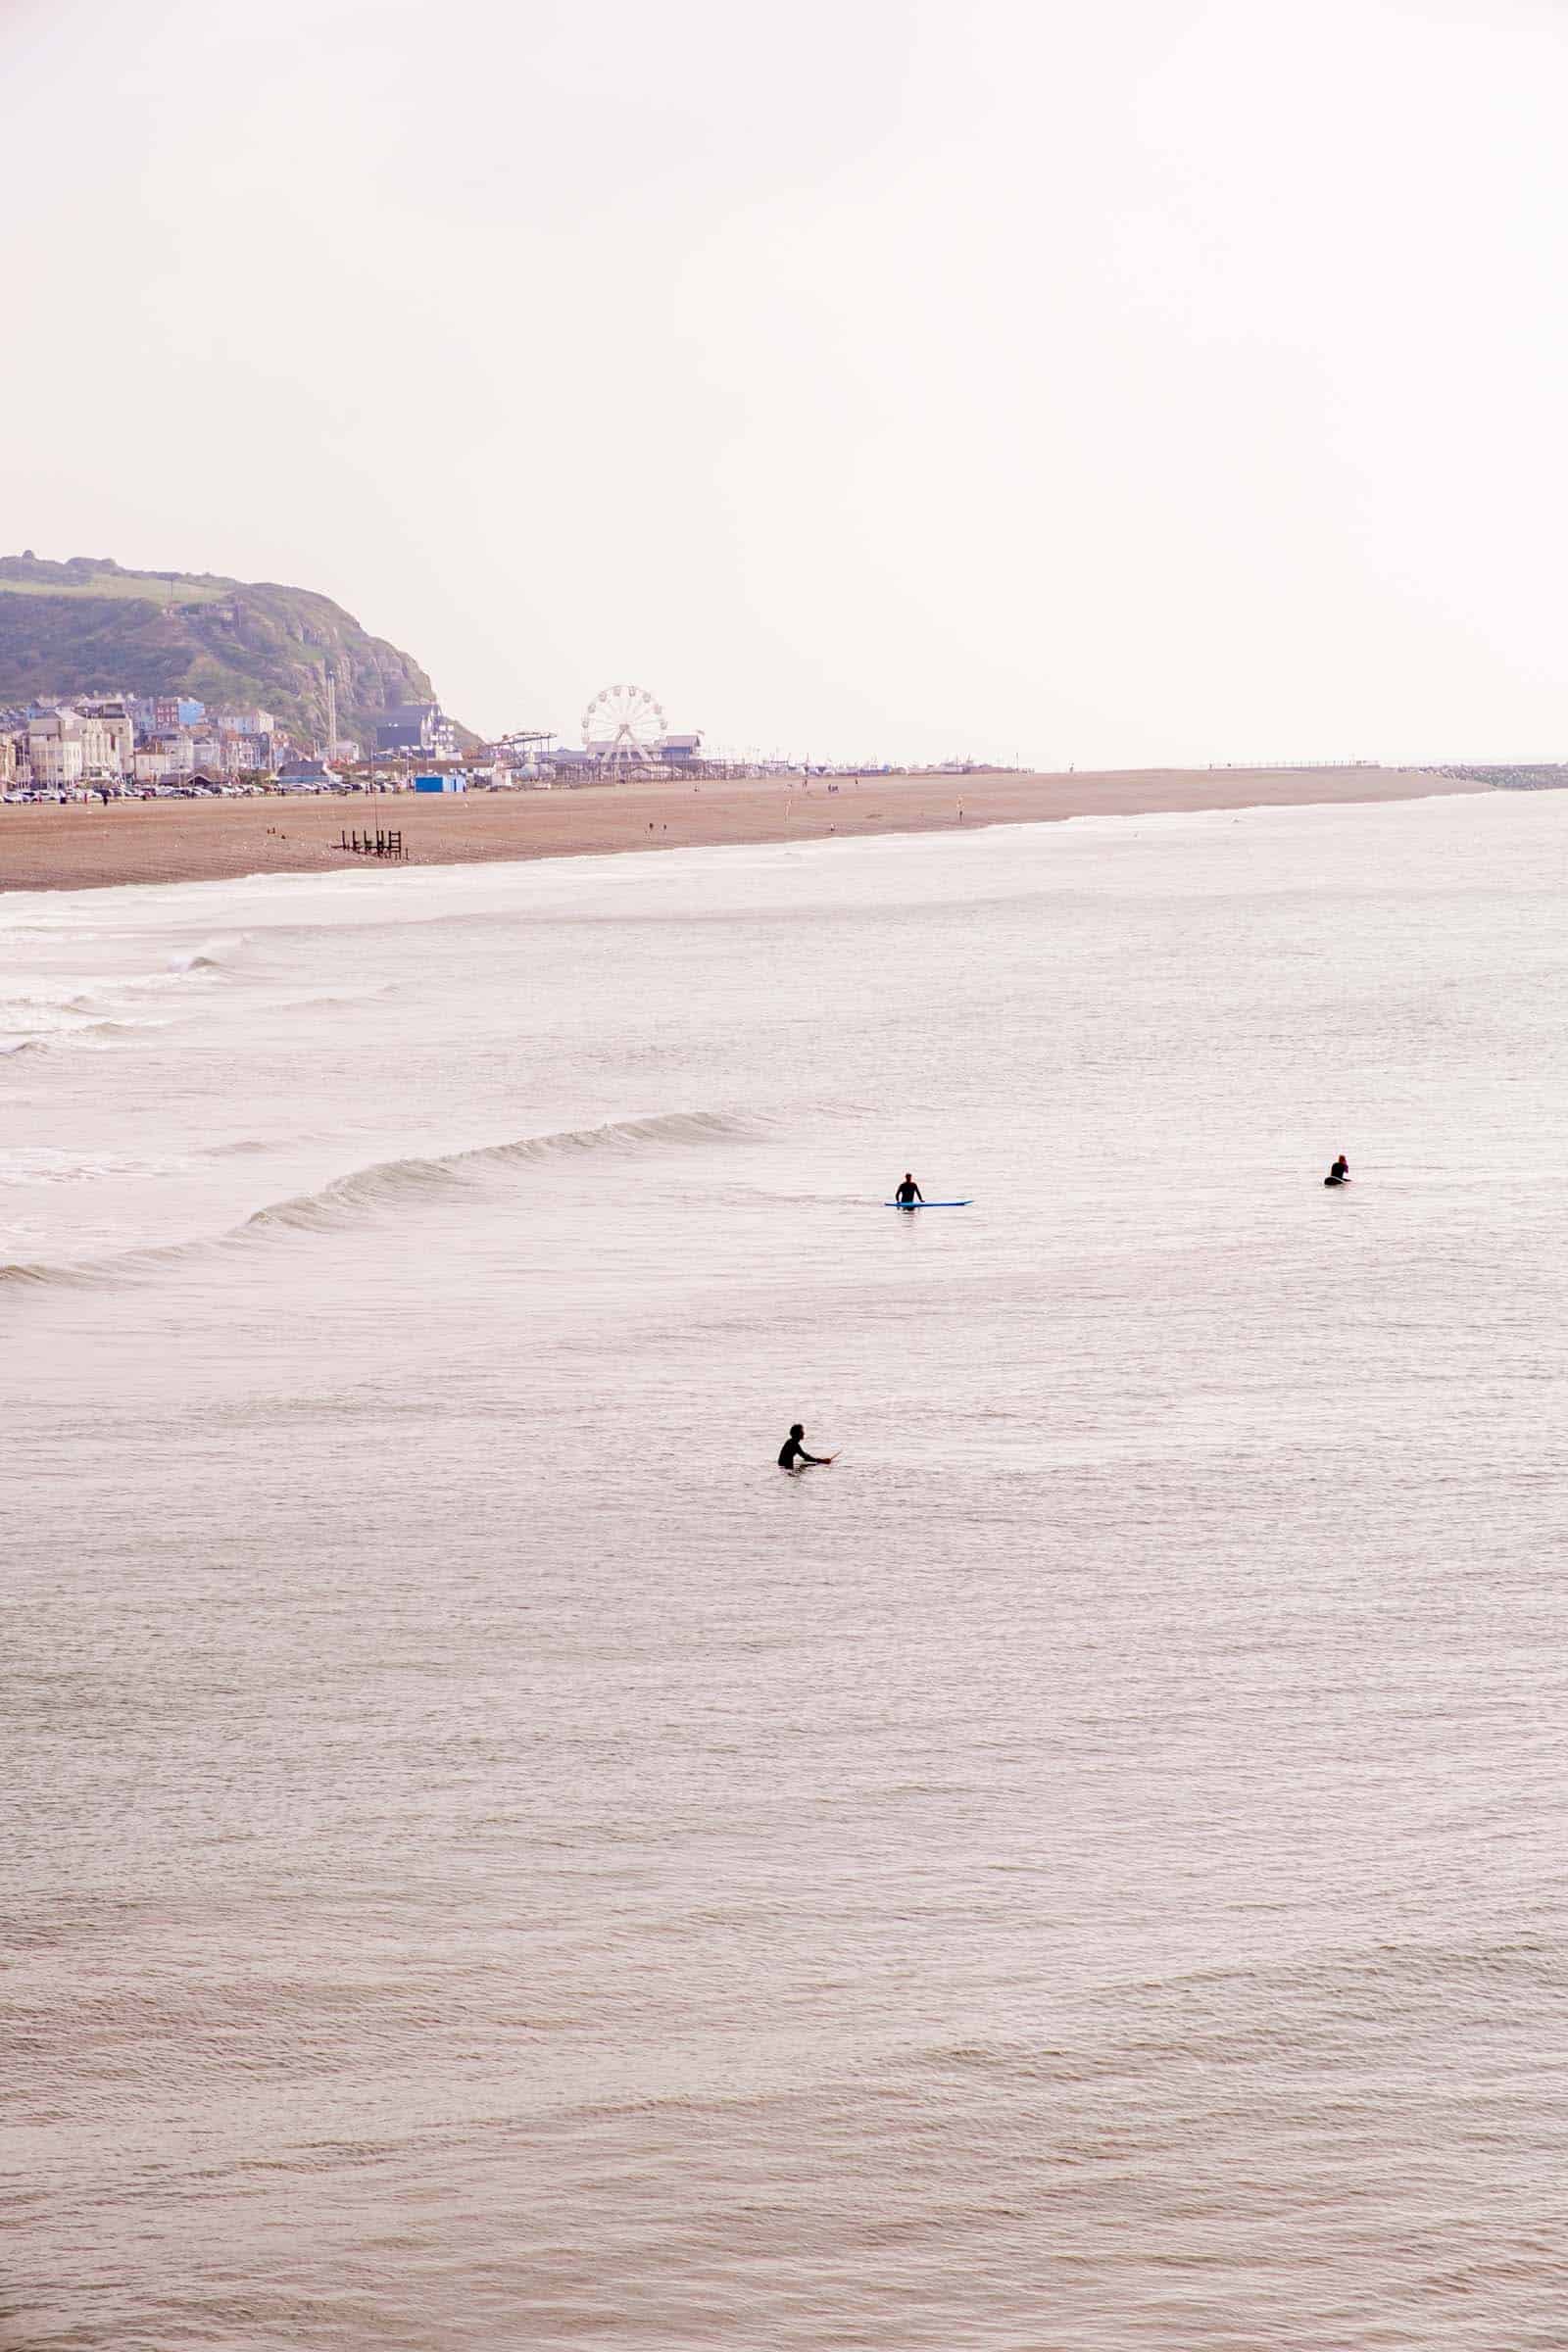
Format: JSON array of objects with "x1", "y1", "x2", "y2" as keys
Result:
[
  {"x1": 894, "y1": 1172, "x2": 924, "y2": 1207},
  {"x1": 1324, "y1": 1154, "x2": 1350, "y2": 1188},
  {"x1": 778, "y1": 1423, "x2": 833, "y2": 1470}
]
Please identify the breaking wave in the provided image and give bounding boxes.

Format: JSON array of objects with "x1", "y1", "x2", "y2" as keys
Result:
[
  {"x1": 167, "y1": 937, "x2": 242, "y2": 976},
  {"x1": 246, "y1": 1109, "x2": 757, "y2": 1234},
  {"x1": 0, "y1": 1110, "x2": 758, "y2": 1290}
]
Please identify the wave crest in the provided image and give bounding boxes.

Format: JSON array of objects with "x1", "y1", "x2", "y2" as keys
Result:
[
  {"x1": 0, "y1": 1110, "x2": 756, "y2": 1289},
  {"x1": 0, "y1": 1242, "x2": 198, "y2": 1291},
  {"x1": 247, "y1": 1109, "x2": 754, "y2": 1234}
]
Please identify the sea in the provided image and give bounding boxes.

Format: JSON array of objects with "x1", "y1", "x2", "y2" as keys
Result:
[{"x1": 5, "y1": 789, "x2": 1568, "y2": 2351}]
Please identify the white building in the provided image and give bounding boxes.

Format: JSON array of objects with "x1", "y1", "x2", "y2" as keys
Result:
[
  {"x1": 80, "y1": 713, "x2": 123, "y2": 779},
  {"x1": 27, "y1": 706, "x2": 128, "y2": 786},
  {"x1": 27, "y1": 710, "x2": 86, "y2": 788},
  {"x1": 78, "y1": 700, "x2": 135, "y2": 774},
  {"x1": 147, "y1": 733, "x2": 195, "y2": 775}
]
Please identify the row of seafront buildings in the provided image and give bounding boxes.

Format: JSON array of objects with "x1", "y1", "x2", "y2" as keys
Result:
[
  {"x1": 2, "y1": 696, "x2": 285, "y2": 795},
  {"x1": 0, "y1": 695, "x2": 467, "y2": 799}
]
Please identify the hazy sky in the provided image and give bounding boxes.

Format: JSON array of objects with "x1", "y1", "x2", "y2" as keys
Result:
[{"x1": 8, "y1": 0, "x2": 1566, "y2": 764}]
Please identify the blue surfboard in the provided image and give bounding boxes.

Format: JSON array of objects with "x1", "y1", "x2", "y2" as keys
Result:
[{"x1": 885, "y1": 1199, "x2": 972, "y2": 1207}]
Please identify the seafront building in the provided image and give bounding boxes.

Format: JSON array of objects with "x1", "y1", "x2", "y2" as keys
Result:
[
  {"x1": 77, "y1": 699, "x2": 136, "y2": 772},
  {"x1": 375, "y1": 702, "x2": 459, "y2": 758},
  {"x1": 25, "y1": 707, "x2": 129, "y2": 787},
  {"x1": 24, "y1": 711, "x2": 86, "y2": 788}
]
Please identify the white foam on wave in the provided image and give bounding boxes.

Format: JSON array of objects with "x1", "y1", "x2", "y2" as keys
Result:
[{"x1": 166, "y1": 935, "x2": 241, "y2": 976}]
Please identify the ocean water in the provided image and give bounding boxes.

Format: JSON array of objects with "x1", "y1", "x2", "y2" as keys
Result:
[{"x1": 6, "y1": 791, "x2": 1568, "y2": 2350}]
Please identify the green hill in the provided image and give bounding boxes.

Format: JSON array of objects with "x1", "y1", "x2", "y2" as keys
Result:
[{"x1": 0, "y1": 554, "x2": 463, "y2": 747}]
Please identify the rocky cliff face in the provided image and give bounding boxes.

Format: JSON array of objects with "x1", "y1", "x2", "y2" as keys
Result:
[{"x1": 0, "y1": 555, "x2": 458, "y2": 746}]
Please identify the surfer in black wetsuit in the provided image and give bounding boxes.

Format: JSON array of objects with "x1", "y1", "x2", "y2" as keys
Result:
[
  {"x1": 1325, "y1": 1153, "x2": 1350, "y2": 1187},
  {"x1": 778, "y1": 1423, "x2": 830, "y2": 1470},
  {"x1": 894, "y1": 1172, "x2": 923, "y2": 1207}
]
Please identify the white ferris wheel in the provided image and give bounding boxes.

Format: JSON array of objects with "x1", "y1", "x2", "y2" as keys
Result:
[{"x1": 581, "y1": 682, "x2": 665, "y2": 773}]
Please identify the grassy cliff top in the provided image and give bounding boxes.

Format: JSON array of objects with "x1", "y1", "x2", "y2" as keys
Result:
[{"x1": 0, "y1": 558, "x2": 234, "y2": 605}]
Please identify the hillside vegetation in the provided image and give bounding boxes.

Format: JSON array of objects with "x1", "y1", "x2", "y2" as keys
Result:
[
  {"x1": 0, "y1": 554, "x2": 455, "y2": 746},
  {"x1": 0, "y1": 558, "x2": 232, "y2": 604}
]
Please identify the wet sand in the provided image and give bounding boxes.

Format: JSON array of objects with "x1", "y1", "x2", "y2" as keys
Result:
[{"x1": 0, "y1": 765, "x2": 1482, "y2": 892}]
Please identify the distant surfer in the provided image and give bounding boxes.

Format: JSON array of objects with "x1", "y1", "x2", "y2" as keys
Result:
[
  {"x1": 1324, "y1": 1153, "x2": 1350, "y2": 1188},
  {"x1": 778, "y1": 1423, "x2": 834, "y2": 1471},
  {"x1": 894, "y1": 1171, "x2": 924, "y2": 1208}
]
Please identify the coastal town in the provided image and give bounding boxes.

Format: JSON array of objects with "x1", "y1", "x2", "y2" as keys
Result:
[
  {"x1": 0, "y1": 681, "x2": 994, "y2": 805},
  {"x1": 0, "y1": 688, "x2": 710, "y2": 802}
]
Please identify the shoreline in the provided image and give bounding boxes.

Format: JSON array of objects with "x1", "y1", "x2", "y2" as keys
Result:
[{"x1": 0, "y1": 765, "x2": 1487, "y2": 894}]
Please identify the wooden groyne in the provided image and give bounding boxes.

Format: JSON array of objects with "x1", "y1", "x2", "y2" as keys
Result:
[{"x1": 339, "y1": 827, "x2": 407, "y2": 860}]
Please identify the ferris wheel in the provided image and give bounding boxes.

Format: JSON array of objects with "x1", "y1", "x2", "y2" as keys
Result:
[{"x1": 581, "y1": 682, "x2": 665, "y2": 772}]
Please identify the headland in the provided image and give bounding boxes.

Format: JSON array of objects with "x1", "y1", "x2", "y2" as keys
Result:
[{"x1": 0, "y1": 764, "x2": 1489, "y2": 894}]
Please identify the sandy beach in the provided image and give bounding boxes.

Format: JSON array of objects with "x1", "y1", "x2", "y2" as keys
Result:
[{"x1": 0, "y1": 764, "x2": 1483, "y2": 893}]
